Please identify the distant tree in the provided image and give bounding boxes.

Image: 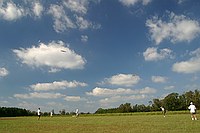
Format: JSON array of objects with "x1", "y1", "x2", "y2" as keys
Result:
[
  {"x1": 152, "y1": 99, "x2": 162, "y2": 111},
  {"x1": 163, "y1": 93, "x2": 181, "y2": 111},
  {"x1": 95, "y1": 108, "x2": 105, "y2": 114},
  {"x1": 94, "y1": 90, "x2": 200, "y2": 113},
  {"x1": 59, "y1": 109, "x2": 66, "y2": 115},
  {"x1": 118, "y1": 103, "x2": 132, "y2": 113},
  {"x1": 0, "y1": 107, "x2": 34, "y2": 117}
]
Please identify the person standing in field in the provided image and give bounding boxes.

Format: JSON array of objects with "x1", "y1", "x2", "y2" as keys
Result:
[
  {"x1": 160, "y1": 106, "x2": 166, "y2": 117},
  {"x1": 188, "y1": 102, "x2": 197, "y2": 120},
  {"x1": 50, "y1": 111, "x2": 53, "y2": 117},
  {"x1": 75, "y1": 108, "x2": 79, "y2": 118},
  {"x1": 37, "y1": 108, "x2": 41, "y2": 120}
]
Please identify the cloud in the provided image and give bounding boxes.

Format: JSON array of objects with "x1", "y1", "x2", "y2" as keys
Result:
[
  {"x1": 146, "y1": 12, "x2": 200, "y2": 44},
  {"x1": 87, "y1": 87, "x2": 135, "y2": 96},
  {"x1": 48, "y1": 4, "x2": 76, "y2": 33},
  {"x1": 102, "y1": 74, "x2": 140, "y2": 87},
  {"x1": 14, "y1": 92, "x2": 65, "y2": 99},
  {"x1": 140, "y1": 87, "x2": 157, "y2": 94},
  {"x1": 86, "y1": 87, "x2": 156, "y2": 96},
  {"x1": 0, "y1": 100, "x2": 9, "y2": 106},
  {"x1": 0, "y1": 67, "x2": 9, "y2": 77},
  {"x1": 87, "y1": 86, "x2": 156, "y2": 107},
  {"x1": 13, "y1": 41, "x2": 86, "y2": 72},
  {"x1": 75, "y1": 15, "x2": 92, "y2": 30},
  {"x1": 0, "y1": 1, "x2": 100, "y2": 32},
  {"x1": 0, "y1": 1, "x2": 25, "y2": 21},
  {"x1": 99, "y1": 95, "x2": 146, "y2": 105},
  {"x1": 48, "y1": 1, "x2": 100, "y2": 33},
  {"x1": 81, "y1": 35, "x2": 88, "y2": 42},
  {"x1": 143, "y1": 47, "x2": 173, "y2": 61},
  {"x1": 30, "y1": 80, "x2": 87, "y2": 91},
  {"x1": 63, "y1": 0, "x2": 88, "y2": 15},
  {"x1": 119, "y1": 0, "x2": 152, "y2": 6},
  {"x1": 0, "y1": 0, "x2": 45, "y2": 20},
  {"x1": 32, "y1": 1, "x2": 43, "y2": 18},
  {"x1": 176, "y1": 0, "x2": 186, "y2": 4},
  {"x1": 151, "y1": 76, "x2": 168, "y2": 83},
  {"x1": 172, "y1": 48, "x2": 200, "y2": 73},
  {"x1": 64, "y1": 96, "x2": 81, "y2": 102}
]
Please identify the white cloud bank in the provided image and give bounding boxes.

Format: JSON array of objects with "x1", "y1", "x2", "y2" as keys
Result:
[
  {"x1": 86, "y1": 87, "x2": 156, "y2": 97},
  {"x1": 102, "y1": 74, "x2": 140, "y2": 87},
  {"x1": 14, "y1": 92, "x2": 65, "y2": 99},
  {"x1": 48, "y1": 0, "x2": 100, "y2": 33},
  {"x1": 0, "y1": 0, "x2": 100, "y2": 33},
  {"x1": 13, "y1": 41, "x2": 86, "y2": 72},
  {"x1": 87, "y1": 87, "x2": 156, "y2": 107},
  {"x1": 119, "y1": 0, "x2": 152, "y2": 6},
  {"x1": 146, "y1": 12, "x2": 200, "y2": 44},
  {"x1": 99, "y1": 95, "x2": 146, "y2": 105},
  {"x1": 32, "y1": 1, "x2": 43, "y2": 18},
  {"x1": 143, "y1": 47, "x2": 173, "y2": 61},
  {"x1": 0, "y1": 1, "x2": 25, "y2": 21},
  {"x1": 172, "y1": 48, "x2": 200, "y2": 73},
  {"x1": 30, "y1": 80, "x2": 87, "y2": 91},
  {"x1": 0, "y1": 0, "x2": 44, "y2": 20}
]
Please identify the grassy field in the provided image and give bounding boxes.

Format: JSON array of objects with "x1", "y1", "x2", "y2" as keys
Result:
[{"x1": 0, "y1": 113, "x2": 200, "y2": 133}]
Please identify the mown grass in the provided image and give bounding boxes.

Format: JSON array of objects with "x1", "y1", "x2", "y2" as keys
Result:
[{"x1": 0, "y1": 112, "x2": 199, "y2": 133}]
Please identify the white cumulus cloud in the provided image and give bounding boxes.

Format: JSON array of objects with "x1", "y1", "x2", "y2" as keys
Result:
[
  {"x1": 143, "y1": 47, "x2": 173, "y2": 61},
  {"x1": 48, "y1": 4, "x2": 76, "y2": 33},
  {"x1": 14, "y1": 92, "x2": 65, "y2": 99},
  {"x1": 172, "y1": 48, "x2": 200, "y2": 73},
  {"x1": 102, "y1": 74, "x2": 140, "y2": 87},
  {"x1": 0, "y1": 67, "x2": 9, "y2": 77},
  {"x1": 0, "y1": 1, "x2": 25, "y2": 21},
  {"x1": 32, "y1": 1, "x2": 43, "y2": 18},
  {"x1": 48, "y1": 1, "x2": 100, "y2": 33},
  {"x1": 146, "y1": 12, "x2": 200, "y2": 44},
  {"x1": 63, "y1": 0, "x2": 88, "y2": 15},
  {"x1": 86, "y1": 87, "x2": 156, "y2": 97},
  {"x1": 30, "y1": 80, "x2": 87, "y2": 91},
  {"x1": 81, "y1": 35, "x2": 88, "y2": 42},
  {"x1": 13, "y1": 41, "x2": 86, "y2": 72}
]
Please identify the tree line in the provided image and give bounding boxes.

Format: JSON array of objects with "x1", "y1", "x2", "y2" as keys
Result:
[
  {"x1": 1, "y1": 90, "x2": 200, "y2": 116},
  {"x1": 0, "y1": 107, "x2": 34, "y2": 117},
  {"x1": 95, "y1": 90, "x2": 200, "y2": 114}
]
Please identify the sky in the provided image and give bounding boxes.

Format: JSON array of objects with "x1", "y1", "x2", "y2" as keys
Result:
[{"x1": 1, "y1": 0, "x2": 200, "y2": 113}]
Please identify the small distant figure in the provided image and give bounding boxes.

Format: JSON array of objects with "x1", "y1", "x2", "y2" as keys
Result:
[
  {"x1": 160, "y1": 106, "x2": 166, "y2": 117},
  {"x1": 188, "y1": 102, "x2": 197, "y2": 120},
  {"x1": 37, "y1": 108, "x2": 41, "y2": 120},
  {"x1": 75, "y1": 108, "x2": 79, "y2": 118},
  {"x1": 50, "y1": 111, "x2": 53, "y2": 117}
]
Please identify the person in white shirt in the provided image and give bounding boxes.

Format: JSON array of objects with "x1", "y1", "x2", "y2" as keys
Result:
[
  {"x1": 188, "y1": 102, "x2": 197, "y2": 120},
  {"x1": 37, "y1": 108, "x2": 41, "y2": 120},
  {"x1": 160, "y1": 106, "x2": 166, "y2": 117},
  {"x1": 75, "y1": 108, "x2": 79, "y2": 118},
  {"x1": 50, "y1": 111, "x2": 53, "y2": 117}
]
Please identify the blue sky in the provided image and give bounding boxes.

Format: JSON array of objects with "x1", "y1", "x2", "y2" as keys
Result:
[{"x1": 1, "y1": 0, "x2": 200, "y2": 113}]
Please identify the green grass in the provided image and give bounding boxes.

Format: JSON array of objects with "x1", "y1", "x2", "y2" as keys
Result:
[{"x1": 0, "y1": 113, "x2": 200, "y2": 133}]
